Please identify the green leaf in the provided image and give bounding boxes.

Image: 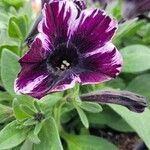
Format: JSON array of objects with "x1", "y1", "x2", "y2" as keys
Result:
[
  {"x1": 80, "y1": 101, "x2": 103, "y2": 113},
  {"x1": 20, "y1": 105, "x2": 35, "y2": 116},
  {"x1": 0, "y1": 45, "x2": 19, "y2": 58},
  {"x1": 142, "y1": 24, "x2": 150, "y2": 44},
  {"x1": 80, "y1": 83, "x2": 105, "y2": 94},
  {"x1": 0, "y1": 30, "x2": 18, "y2": 46},
  {"x1": 33, "y1": 117, "x2": 63, "y2": 150},
  {"x1": 28, "y1": 130, "x2": 40, "y2": 144},
  {"x1": 19, "y1": 0, "x2": 32, "y2": 18},
  {"x1": 0, "y1": 104, "x2": 13, "y2": 123},
  {"x1": 20, "y1": 140, "x2": 33, "y2": 150},
  {"x1": 121, "y1": 45, "x2": 150, "y2": 73},
  {"x1": 2, "y1": 0, "x2": 25, "y2": 9},
  {"x1": 0, "y1": 120, "x2": 28, "y2": 149},
  {"x1": 13, "y1": 96, "x2": 34, "y2": 120},
  {"x1": 0, "y1": 10, "x2": 10, "y2": 29},
  {"x1": 105, "y1": 77, "x2": 126, "y2": 90},
  {"x1": 0, "y1": 92, "x2": 12, "y2": 102},
  {"x1": 105, "y1": 0, "x2": 121, "y2": 20},
  {"x1": 122, "y1": 20, "x2": 145, "y2": 38},
  {"x1": 23, "y1": 118, "x2": 36, "y2": 126},
  {"x1": 34, "y1": 123, "x2": 42, "y2": 135},
  {"x1": 61, "y1": 103, "x2": 74, "y2": 124},
  {"x1": 34, "y1": 101, "x2": 42, "y2": 112},
  {"x1": 39, "y1": 94, "x2": 61, "y2": 115},
  {"x1": 113, "y1": 19, "x2": 137, "y2": 44},
  {"x1": 88, "y1": 106, "x2": 133, "y2": 132},
  {"x1": 39, "y1": 94, "x2": 61, "y2": 106},
  {"x1": 13, "y1": 98, "x2": 30, "y2": 120},
  {"x1": 63, "y1": 134, "x2": 117, "y2": 150},
  {"x1": 126, "y1": 74, "x2": 150, "y2": 106},
  {"x1": 110, "y1": 105, "x2": 150, "y2": 149},
  {"x1": 1, "y1": 49, "x2": 20, "y2": 97},
  {"x1": 8, "y1": 15, "x2": 28, "y2": 40},
  {"x1": 75, "y1": 106, "x2": 89, "y2": 128}
]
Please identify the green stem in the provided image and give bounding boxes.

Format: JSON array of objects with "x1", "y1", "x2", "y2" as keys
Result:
[
  {"x1": 53, "y1": 100, "x2": 65, "y2": 132},
  {"x1": 18, "y1": 41, "x2": 23, "y2": 57},
  {"x1": 53, "y1": 86, "x2": 80, "y2": 132},
  {"x1": 19, "y1": 41, "x2": 27, "y2": 57}
]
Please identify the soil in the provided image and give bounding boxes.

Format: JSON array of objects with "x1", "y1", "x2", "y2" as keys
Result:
[{"x1": 90, "y1": 128, "x2": 146, "y2": 150}]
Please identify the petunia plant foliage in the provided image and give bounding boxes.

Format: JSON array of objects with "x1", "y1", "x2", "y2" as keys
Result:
[{"x1": 0, "y1": 0, "x2": 150, "y2": 149}]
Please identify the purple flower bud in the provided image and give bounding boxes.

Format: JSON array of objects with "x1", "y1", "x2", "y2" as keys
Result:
[
  {"x1": 80, "y1": 90, "x2": 148, "y2": 113},
  {"x1": 122, "y1": 0, "x2": 150, "y2": 19},
  {"x1": 15, "y1": 0, "x2": 122, "y2": 99}
]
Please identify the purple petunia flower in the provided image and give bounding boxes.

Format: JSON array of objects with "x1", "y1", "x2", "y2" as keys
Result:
[
  {"x1": 26, "y1": 0, "x2": 86, "y2": 46},
  {"x1": 15, "y1": 0, "x2": 122, "y2": 99}
]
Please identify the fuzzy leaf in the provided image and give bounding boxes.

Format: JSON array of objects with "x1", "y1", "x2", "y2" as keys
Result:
[
  {"x1": 80, "y1": 101, "x2": 103, "y2": 113},
  {"x1": 1, "y1": 49, "x2": 20, "y2": 97},
  {"x1": 8, "y1": 15, "x2": 28, "y2": 40},
  {"x1": 0, "y1": 121, "x2": 28, "y2": 149},
  {"x1": 110, "y1": 105, "x2": 150, "y2": 149},
  {"x1": 121, "y1": 45, "x2": 150, "y2": 73},
  {"x1": 126, "y1": 74, "x2": 150, "y2": 107},
  {"x1": 63, "y1": 134, "x2": 117, "y2": 150},
  {"x1": 33, "y1": 117, "x2": 63, "y2": 150},
  {"x1": 13, "y1": 96, "x2": 34, "y2": 120},
  {"x1": 75, "y1": 106, "x2": 89, "y2": 128}
]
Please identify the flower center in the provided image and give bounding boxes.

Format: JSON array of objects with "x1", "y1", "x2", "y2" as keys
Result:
[
  {"x1": 34, "y1": 112, "x2": 45, "y2": 122},
  {"x1": 47, "y1": 43, "x2": 79, "y2": 72},
  {"x1": 59, "y1": 60, "x2": 71, "y2": 71}
]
